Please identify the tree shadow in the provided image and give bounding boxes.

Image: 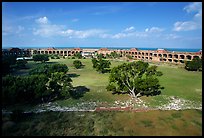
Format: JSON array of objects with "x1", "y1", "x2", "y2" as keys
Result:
[
  {"x1": 67, "y1": 73, "x2": 80, "y2": 78},
  {"x1": 142, "y1": 90, "x2": 162, "y2": 97},
  {"x1": 70, "y1": 86, "x2": 90, "y2": 99},
  {"x1": 46, "y1": 62, "x2": 58, "y2": 64},
  {"x1": 111, "y1": 91, "x2": 129, "y2": 95}
]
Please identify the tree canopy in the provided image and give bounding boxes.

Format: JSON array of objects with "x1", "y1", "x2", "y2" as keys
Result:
[
  {"x1": 29, "y1": 63, "x2": 68, "y2": 77},
  {"x1": 92, "y1": 57, "x2": 111, "y2": 73},
  {"x1": 2, "y1": 64, "x2": 72, "y2": 106},
  {"x1": 33, "y1": 54, "x2": 49, "y2": 62},
  {"x1": 107, "y1": 61, "x2": 164, "y2": 98},
  {"x1": 74, "y1": 52, "x2": 82, "y2": 59},
  {"x1": 73, "y1": 60, "x2": 83, "y2": 69},
  {"x1": 185, "y1": 57, "x2": 202, "y2": 71}
]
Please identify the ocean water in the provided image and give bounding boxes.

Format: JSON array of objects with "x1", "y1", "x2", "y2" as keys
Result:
[
  {"x1": 54, "y1": 47, "x2": 201, "y2": 52},
  {"x1": 3, "y1": 46, "x2": 201, "y2": 52}
]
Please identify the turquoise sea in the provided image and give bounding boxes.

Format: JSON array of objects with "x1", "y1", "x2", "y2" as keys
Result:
[{"x1": 3, "y1": 46, "x2": 201, "y2": 52}]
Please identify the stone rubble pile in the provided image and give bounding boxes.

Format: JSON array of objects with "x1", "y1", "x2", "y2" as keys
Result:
[
  {"x1": 156, "y1": 96, "x2": 202, "y2": 110},
  {"x1": 2, "y1": 96, "x2": 202, "y2": 114}
]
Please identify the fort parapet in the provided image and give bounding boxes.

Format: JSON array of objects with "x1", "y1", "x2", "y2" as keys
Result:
[{"x1": 2, "y1": 47, "x2": 202, "y2": 64}]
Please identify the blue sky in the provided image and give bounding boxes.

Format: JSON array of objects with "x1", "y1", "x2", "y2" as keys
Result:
[{"x1": 2, "y1": 2, "x2": 202, "y2": 49}]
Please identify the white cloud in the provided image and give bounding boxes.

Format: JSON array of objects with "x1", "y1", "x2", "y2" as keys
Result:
[
  {"x1": 33, "y1": 24, "x2": 64, "y2": 37},
  {"x1": 111, "y1": 31, "x2": 148, "y2": 39},
  {"x1": 145, "y1": 27, "x2": 164, "y2": 33},
  {"x1": 33, "y1": 17, "x2": 165, "y2": 40},
  {"x1": 61, "y1": 29, "x2": 106, "y2": 38},
  {"x1": 35, "y1": 16, "x2": 49, "y2": 24},
  {"x1": 173, "y1": 2, "x2": 202, "y2": 31},
  {"x1": 173, "y1": 21, "x2": 198, "y2": 31},
  {"x1": 33, "y1": 16, "x2": 108, "y2": 38},
  {"x1": 124, "y1": 26, "x2": 135, "y2": 32},
  {"x1": 183, "y1": 2, "x2": 201, "y2": 13},
  {"x1": 164, "y1": 34, "x2": 181, "y2": 40},
  {"x1": 3, "y1": 25, "x2": 25, "y2": 36},
  {"x1": 112, "y1": 33, "x2": 127, "y2": 39}
]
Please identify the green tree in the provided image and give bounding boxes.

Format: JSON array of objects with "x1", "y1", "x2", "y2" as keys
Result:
[
  {"x1": 2, "y1": 55, "x2": 17, "y2": 76},
  {"x1": 110, "y1": 51, "x2": 120, "y2": 59},
  {"x1": 2, "y1": 74, "x2": 49, "y2": 105},
  {"x1": 74, "y1": 52, "x2": 82, "y2": 59},
  {"x1": 91, "y1": 58, "x2": 98, "y2": 68},
  {"x1": 97, "y1": 53, "x2": 105, "y2": 59},
  {"x1": 2, "y1": 72, "x2": 73, "y2": 105},
  {"x1": 16, "y1": 59, "x2": 27, "y2": 69},
  {"x1": 33, "y1": 54, "x2": 49, "y2": 62},
  {"x1": 92, "y1": 57, "x2": 111, "y2": 73},
  {"x1": 46, "y1": 72, "x2": 73, "y2": 99},
  {"x1": 29, "y1": 64, "x2": 68, "y2": 77},
  {"x1": 107, "y1": 61, "x2": 164, "y2": 98},
  {"x1": 73, "y1": 60, "x2": 83, "y2": 69},
  {"x1": 185, "y1": 57, "x2": 202, "y2": 71},
  {"x1": 126, "y1": 54, "x2": 133, "y2": 60}
]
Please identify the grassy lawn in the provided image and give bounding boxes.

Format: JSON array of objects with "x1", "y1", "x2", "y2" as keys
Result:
[
  {"x1": 43, "y1": 58, "x2": 202, "y2": 108},
  {"x1": 11, "y1": 58, "x2": 201, "y2": 108},
  {"x1": 4, "y1": 58, "x2": 201, "y2": 136},
  {"x1": 2, "y1": 109, "x2": 202, "y2": 136}
]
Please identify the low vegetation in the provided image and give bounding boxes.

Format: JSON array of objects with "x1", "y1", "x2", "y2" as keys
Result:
[
  {"x1": 2, "y1": 109, "x2": 202, "y2": 136},
  {"x1": 107, "y1": 61, "x2": 164, "y2": 98},
  {"x1": 73, "y1": 60, "x2": 83, "y2": 69},
  {"x1": 2, "y1": 63, "x2": 72, "y2": 106},
  {"x1": 2, "y1": 57, "x2": 202, "y2": 136},
  {"x1": 33, "y1": 54, "x2": 49, "y2": 63},
  {"x1": 185, "y1": 57, "x2": 202, "y2": 71},
  {"x1": 91, "y1": 57, "x2": 111, "y2": 73}
]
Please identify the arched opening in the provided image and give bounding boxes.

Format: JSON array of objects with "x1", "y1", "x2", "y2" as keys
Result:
[
  {"x1": 174, "y1": 54, "x2": 178, "y2": 59},
  {"x1": 180, "y1": 55, "x2": 184, "y2": 59},
  {"x1": 174, "y1": 59, "x2": 178, "y2": 63},
  {"x1": 179, "y1": 60, "x2": 184, "y2": 63},
  {"x1": 163, "y1": 54, "x2": 167, "y2": 58},
  {"x1": 168, "y1": 54, "x2": 172, "y2": 58},
  {"x1": 193, "y1": 56, "x2": 199, "y2": 59},
  {"x1": 186, "y1": 55, "x2": 191, "y2": 60}
]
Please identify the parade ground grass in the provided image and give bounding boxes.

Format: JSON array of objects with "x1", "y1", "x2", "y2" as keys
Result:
[{"x1": 6, "y1": 58, "x2": 202, "y2": 136}]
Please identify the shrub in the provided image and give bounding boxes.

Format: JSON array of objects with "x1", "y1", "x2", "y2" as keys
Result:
[
  {"x1": 73, "y1": 60, "x2": 83, "y2": 69},
  {"x1": 185, "y1": 57, "x2": 202, "y2": 71}
]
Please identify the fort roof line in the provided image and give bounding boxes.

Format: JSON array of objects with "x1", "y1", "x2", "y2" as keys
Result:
[{"x1": 2, "y1": 47, "x2": 202, "y2": 64}]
